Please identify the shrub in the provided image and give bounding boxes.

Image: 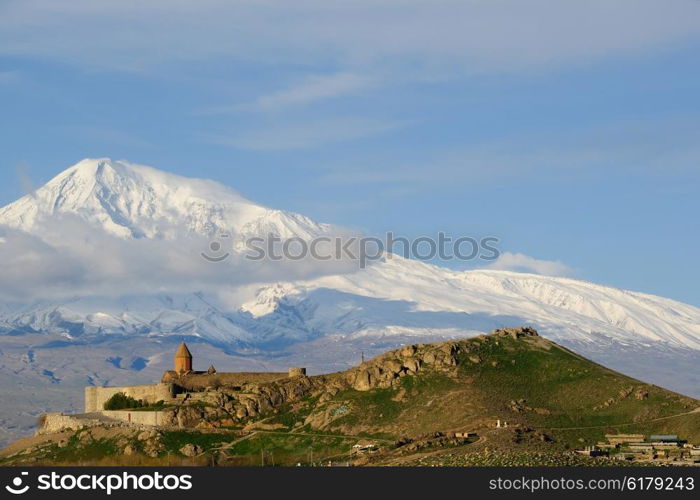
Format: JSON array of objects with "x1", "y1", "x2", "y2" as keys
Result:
[{"x1": 103, "y1": 392, "x2": 145, "y2": 410}]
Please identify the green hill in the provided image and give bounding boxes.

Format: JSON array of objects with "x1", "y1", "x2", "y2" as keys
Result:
[
  {"x1": 1, "y1": 328, "x2": 698, "y2": 466},
  {"x1": 285, "y1": 328, "x2": 698, "y2": 442}
]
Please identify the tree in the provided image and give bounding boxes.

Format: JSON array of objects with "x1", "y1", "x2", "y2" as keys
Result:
[{"x1": 103, "y1": 392, "x2": 145, "y2": 410}]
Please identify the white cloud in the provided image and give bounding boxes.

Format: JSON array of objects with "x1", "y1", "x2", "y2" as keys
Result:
[
  {"x1": 15, "y1": 163, "x2": 36, "y2": 197},
  {"x1": 246, "y1": 72, "x2": 376, "y2": 112},
  {"x1": 0, "y1": 215, "x2": 364, "y2": 303},
  {"x1": 486, "y1": 252, "x2": 573, "y2": 277},
  {"x1": 213, "y1": 116, "x2": 408, "y2": 151}
]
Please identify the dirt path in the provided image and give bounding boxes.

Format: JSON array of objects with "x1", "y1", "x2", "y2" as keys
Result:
[
  {"x1": 379, "y1": 434, "x2": 486, "y2": 466},
  {"x1": 211, "y1": 431, "x2": 259, "y2": 452},
  {"x1": 253, "y1": 429, "x2": 394, "y2": 442},
  {"x1": 539, "y1": 407, "x2": 700, "y2": 431}
]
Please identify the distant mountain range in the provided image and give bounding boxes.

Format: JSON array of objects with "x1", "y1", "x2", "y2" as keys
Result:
[{"x1": 0, "y1": 158, "x2": 698, "y2": 446}]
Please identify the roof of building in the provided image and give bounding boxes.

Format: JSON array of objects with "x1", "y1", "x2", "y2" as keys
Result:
[
  {"x1": 650, "y1": 434, "x2": 678, "y2": 441},
  {"x1": 175, "y1": 342, "x2": 192, "y2": 359}
]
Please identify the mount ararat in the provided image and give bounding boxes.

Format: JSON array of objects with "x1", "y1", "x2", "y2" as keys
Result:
[{"x1": 0, "y1": 158, "x2": 698, "y2": 446}]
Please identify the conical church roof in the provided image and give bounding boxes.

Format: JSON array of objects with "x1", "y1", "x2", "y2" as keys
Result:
[{"x1": 175, "y1": 342, "x2": 192, "y2": 358}]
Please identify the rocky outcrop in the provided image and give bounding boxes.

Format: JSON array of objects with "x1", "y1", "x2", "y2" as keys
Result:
[
  {"x1": 137, "y1": 429, "x2": 164, "y2": 457},
  {"x1": 164, "y1": 404, "x2": 210, "y2": 428},
  {"x1": 160, "y1": 371, "x2": 327, "y2": 427},
  {"x1": 394, "y1": 431, "x2": 472, "y2": 452},
  {"x1": 492, "y1": 327, "x2": 539, "y2": 339},
  {"x1": 161, "y1": 338, "x2": 465, "y2": 425},
  {"x1": 179, "y1": 443, "x2": 202, "y2": 457},
  {"x1": 346, "y1": 341, "x2": 460, "y2": 392},
  {"x1": 150, "y1": 328, "x2": 543, "y2": 428},
  {"x1": 593, "y1": 384, "x2": 651, "y2": 410},
  {"x1": 634, "y1": 388, "x2": 649, "y2": 400}
]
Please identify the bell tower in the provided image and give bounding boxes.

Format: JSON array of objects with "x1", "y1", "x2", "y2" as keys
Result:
[{"x1": 174, "y1": 342, "x2": 193, "y2": 374}]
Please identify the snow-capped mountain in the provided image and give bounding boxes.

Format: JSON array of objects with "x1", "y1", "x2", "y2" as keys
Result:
[
  {"x1": 0, "y1": 158, "x2": 329, "y2": 241},
  {"x1": 0, "y1": 158, "x2": 698, "y2": 446},
  {"x1": 245, "y1": 257, "x2": 700, "y2": 350}
]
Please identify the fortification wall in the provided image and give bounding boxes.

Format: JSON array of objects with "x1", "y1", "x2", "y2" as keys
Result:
[
  {"x1": 84, "y1": 383, "x2": 175, "y2": 412},
  {"x1": 100, "y1": 410, "x2": 165, "y2": 426},
  {"x1": 37, "y1": 413, "x2": 102, "y2": 435},
  {"x1": 39, "y1": 410, "x2": 166, "y2": 435},
  {"x1": 171, "y1": 372, "x2": 289, "y2": 391}
]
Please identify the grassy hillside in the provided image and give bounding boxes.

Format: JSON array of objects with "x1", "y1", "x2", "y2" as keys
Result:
[
  {"x1": 1, "y1": 329, "x2": 698, "y2": 466},
  {"x1": 285, "y1": 332, "x2": 698, "y2": 443}
]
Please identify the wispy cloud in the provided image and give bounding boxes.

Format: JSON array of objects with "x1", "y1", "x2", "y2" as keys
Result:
[
  {"x1": 0, "y1": 214, "x2": 362, "y2": 302},
  {"x1": 486, "y1": 252, "x2": 573, "y2": 277},
  {"x1": 15, "y1": 163, "x2": 35, "y2": 197},
  {"x1": 312, "y1": 114, "x2": 700, "y2": 191},
  {"x1": 214, "y1": 72, "x2": 377, "y2": 113},
  {"x1": 210, "y1": 116, "x2": 409, "y2": 151},
  {"x1": 2, "y1": 1, "x2": 699, "y2": 75}
]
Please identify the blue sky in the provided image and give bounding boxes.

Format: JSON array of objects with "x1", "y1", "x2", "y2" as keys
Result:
[{"x1": 1, "y1": 0, "x2": 699, "y2": 305}]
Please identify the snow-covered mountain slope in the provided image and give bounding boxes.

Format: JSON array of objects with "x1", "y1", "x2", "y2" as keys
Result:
[
  {"x1": 273, "y1": 257, "x2": 700, "y2": 350},
  {"x1": 1, "y1": 158, "x2": 699, "y2": 358},
  {"x1": 0, "y1": 158, "x2": 329, "y2": 241},
  {"x1": 0, "y1": 158, "x2": 699, "y2": 446},
  {"x1": 4, "y1": 256, "x2": 699, "y2": 352}
]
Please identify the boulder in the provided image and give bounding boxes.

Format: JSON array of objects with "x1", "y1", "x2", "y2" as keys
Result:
[
  {"x1": 180, "y1": 444, "x2": 202, "y2": 457},
  {"x1": 137, "y1": 430, "x2": 157, "y2": 441},
  {"x1": 400, "y1": 345, "x2": 417, "y2": 357},
  {"x1": 383, "y1": 360, "x2": 404, "y2": 375},
  {"x1": 634, "y1": 389, "x2": 649, "y2": 400},
  {"x1": 402, "y1": 359, "x2": 421, "y2": 373},
  {"x1": 353, "y1": 370, "x2": 372, "y2": 391},
  {"x1": 143, "y1": 436, "x2": 164, "y2": 458},
  {"x1": 440, "y1": 343, "x2": 459, "y2": 355}
]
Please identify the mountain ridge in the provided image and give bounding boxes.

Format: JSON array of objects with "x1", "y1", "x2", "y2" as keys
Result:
[
  {"x1": 0, "y1": 158, "x2": 698, "y2": 447},
  {"x1": 1, "y1": 159, "x2": 698, "y2": 353},
  {"x1": 0, "y1": 158, "x2": 329, "y2": 241},
  {"x1": 2, "y1": 328, "x2": 698, "y2": 467}
]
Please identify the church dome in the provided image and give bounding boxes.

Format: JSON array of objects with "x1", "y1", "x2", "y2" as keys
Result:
[{"x1": 175, "y1": 342, "x2": 192, "y2": 359}]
